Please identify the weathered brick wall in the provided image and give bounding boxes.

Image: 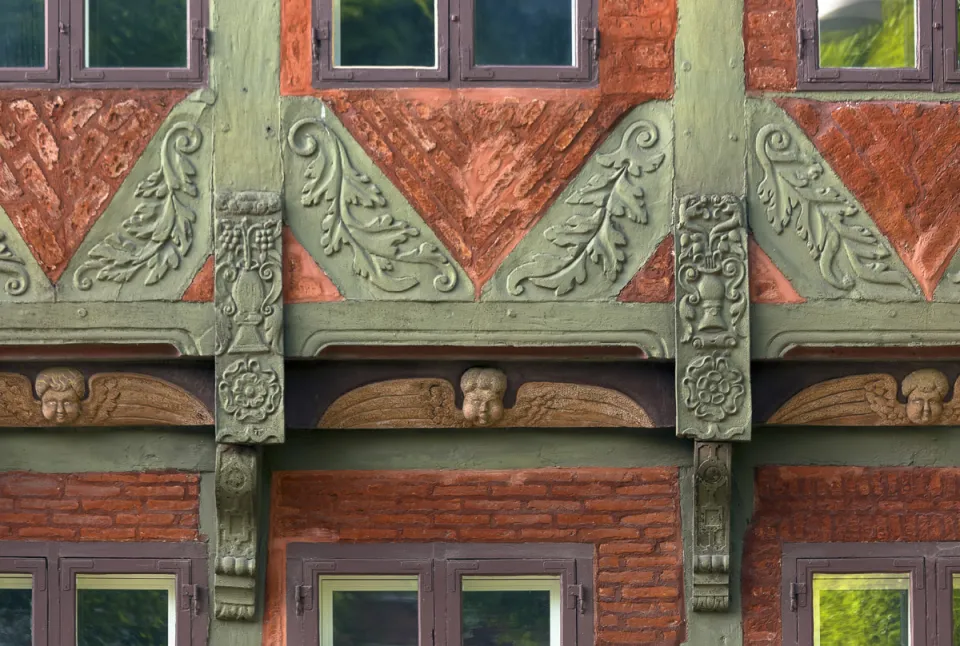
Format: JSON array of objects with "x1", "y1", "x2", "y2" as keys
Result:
[
  {"x1": 745, "y1": 0, "x2": 797, "y2": 91},
  {"x1": 266, "y1": 469, "x2": 684, "y2": 646},
  {"x1": 0, "y1": 471, "x2": 200, "y2": 542},
  {"x1": 743, "y1": 466, "x2": 960, "y2": 646}
]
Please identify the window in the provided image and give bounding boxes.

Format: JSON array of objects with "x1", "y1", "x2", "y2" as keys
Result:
[
  {"x1": 778, "y1": 543, "x2": 960, "y2": 645},
  {"x1": 287, "y1": 544, "x2": 593, "y2": 646},
  {"x1": 313, "y1": 0, "x2": 597, "y2": 86},
  {"x1": 0, "y1": 542, "x2": 208, "y2": 646},
  {"x1": 0, "y1": 0, "x2": 207, "y2": 85},
  {"x1": 797, "y1": 0, "x2": 960, "y2": 89}
]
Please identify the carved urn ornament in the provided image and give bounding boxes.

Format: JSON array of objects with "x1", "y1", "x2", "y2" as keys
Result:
[
  {"x1": 319, "y1": 368, "x2": 654, "y2": 429},
  {"x1": 769, "y1": 369, "x2": 960, "y2": 426},
  {"x1": 0, "y1": 368, "x2": 213, "y2": 427}
]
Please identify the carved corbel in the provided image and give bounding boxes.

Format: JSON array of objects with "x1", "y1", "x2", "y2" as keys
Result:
[
  {"x1": 692, "y1": 441, "x2": 732, "y2": 612},
  {"x1": 214, "y1": 191, "x2": 285, "y2": 444},
  {"x1": 214, "y1": 444, "x2": 259, "y2": 621},
  {"x1": 675, "y1": 195, "x2": 752, "y2": 441}
]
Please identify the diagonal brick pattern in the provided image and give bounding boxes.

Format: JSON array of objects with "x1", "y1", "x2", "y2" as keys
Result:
[
  {"x1": 781, "y1": 99, "x2": 960, "y2": 300},
  {"x1": 0, "y1": 90, "x2": 186, "y2": 282}
]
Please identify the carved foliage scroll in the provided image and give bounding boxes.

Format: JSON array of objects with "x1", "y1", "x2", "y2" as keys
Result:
[
  {"x1": 0, "y1": 231, "x2": 29, "y2": 297},
  {"x1": 74, "y1": 122, "x2": 204, "y2": 290},
  {"x1": 676, "y1": 195, "x2": 751, "y2": 441},
  {"x1": 753, "y1": 121, "x2": 915, "y2": 294},
  {"x1": 693, "y1": 442, "x2": 732, "y2": 612},
  {"x1": 214, "y1": 192, "x2": 284, "y2": 444},
  {"x1": 288, "y1": 117, "x2": 459, "y2": 296},
  {"x1": 504, "y1": 119, "x2": 667, "y2": 297},
  {"x1": 215, "y1": 444, "x2": 259, "y2": 621}
]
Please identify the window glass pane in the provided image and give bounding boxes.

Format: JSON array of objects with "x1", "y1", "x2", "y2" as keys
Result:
[
  {"x1": 812, "y1": 572, "x2": 910, "y2": 646},
  {"x1": 319, "y1": 575, "x2": 419, "y2": 646},
  {"x1": 76, "y1": 574, "x2": 175, "y2": 646},
  {"x1": 818, "y1": 0, "x2": 915, "y2": 68},
  {"x1": 952, "y1": 573, "x2": 960, "y2": 645},
  {"x1": 84, "y1": 0, "x2": 188, "y2": 68},
  {"x1": 461, "y1": 576, "x2": 560, "y2": 646},
  {"x1": 334, "y1": 0, "x2": 436, "y2": 68},
  {"x1": 0, "y1": 574, "x2": 32, "y2": 646},
  {"x1": 0, "y1": 0, "x2": 45, "y2": 68},
  {"x1": 474, "y1": 0, "x2": 574, "y2": 66}
]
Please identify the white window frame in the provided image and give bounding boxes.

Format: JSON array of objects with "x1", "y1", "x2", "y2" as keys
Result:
[{"x1": 75, "y1": 573, "x2": 178, "y2": 646}]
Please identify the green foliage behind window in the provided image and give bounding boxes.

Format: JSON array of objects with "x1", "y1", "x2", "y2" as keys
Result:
[
  {"x1": 819, "y1": 0, "x2": 915, "y2": 68},
  {"x1": 86, "y1": 0, "x2": 187, "y2": 68},
  {"x1": 816, "y1": 588, "x2": 909, "y2": 646},
  {"x1": 336, "y1": 0, "x2": 435, "y2": 67}
]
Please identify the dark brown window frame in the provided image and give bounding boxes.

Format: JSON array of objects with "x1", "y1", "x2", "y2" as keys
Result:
[
  {"x1": 796, "y1": 0, "x2": 960, "y2": 90},
  {"x1": 312, "y1": 0, "x2": 598, "y2": 88},
  {"x1": 287, "y1": 543, "x2": 594, "y2": 646},
  {"x1": 0, "y1": 541, "x2": 209, "y2": 646},
  {"x1": 778, "y1": 542, "x2": 960, "y2": 646},
  {"x1": 0, "y1": 0, "x2": 208, "y2": 87}
]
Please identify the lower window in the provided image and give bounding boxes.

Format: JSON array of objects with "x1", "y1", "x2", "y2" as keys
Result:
[
  {"x1": 782, "y1": 543, "x2": 960, "y2": 645},
  {"x1": 287, "y1": 544, "x2": 592, "y2": 646},
  {"x1": 0, "y1": 542, "x2": 207, "y2": 646}
]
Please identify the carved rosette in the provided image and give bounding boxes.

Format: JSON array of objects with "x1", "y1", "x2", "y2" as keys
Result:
[
  {"x1": 0, "y1": 232, "x2": 29, "y2": 297},
  {"x1": 214, "y1": 444, "x2": 259, "y2": 621},
  {"x1": 214, "y1": 191, "x2": 284, "y2": 444},
  {"x1": 693, "y1": 442, "x2": 732, "y2": 612},
  {"x1": 675, "y1": 195, "x2": 751, "y2": 441}
]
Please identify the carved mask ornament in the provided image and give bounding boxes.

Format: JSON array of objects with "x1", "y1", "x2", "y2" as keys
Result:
[
  {"x1": 460, "y1": 368, "x2": 507, "y2": 427},
  {"x1": 35, "y1": 368, "x2": 85, "y2": 425},
  {"x1": 902, "y1": 369, "x2": 949, "y2": 425}
]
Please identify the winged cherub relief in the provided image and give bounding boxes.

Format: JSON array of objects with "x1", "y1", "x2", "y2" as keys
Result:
[
  {"x1": 318, "y1": 367, "x2": 654, "y2": 429},
  {"x1": 768, "y1": 369, "x2": 960, "y2": 426},
  {"x1": 0, "y1": 368, "x2": 214, "y2": 427}
]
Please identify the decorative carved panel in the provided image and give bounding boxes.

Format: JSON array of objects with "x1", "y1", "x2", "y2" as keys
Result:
[
  {"x1": 693, "y1": 442, "x2": 732, "y2": 612},
  {"x1": 0, "y1": 368, "x2": 212, "y2": 426},
  {"x1": 215, "y1": 444, "x2": 259, "y2": 621},
  {"x1": 768, "y1": 369, "x2": 960, "y2": 425},
  {"x1": 318, "y1": 368, "x2": 654, "y2": 429},
  {"x1": 214, "y1": 191, "x2": 285, "y2": 444},
  {"x1": 0, "y1": 231, "x2": 29, "y2": 298},
  {"x1": 675, "y1": 195, "x2": 752, "y2": 441}
]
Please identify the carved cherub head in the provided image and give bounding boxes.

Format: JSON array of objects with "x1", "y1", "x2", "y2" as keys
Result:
[
  {"x1": 34, "y1": 368, "x2": 85, "y2": 425},
  {"x1": 902, "y1": 369, "x2": 949, "y2": 425},
  {"x1": 460, "y1": 368, "x2": 507, "y2": 427}
]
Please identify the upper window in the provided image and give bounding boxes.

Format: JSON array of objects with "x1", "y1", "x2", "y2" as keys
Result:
[
  {"x1": 797, "y1": 0, "x2": 960, "y2": 89},
  {"x1": 0, "y1": 0, "x2": 208, "y2": 85},
  {"x1": 313, "y1": 0, "x2": 597, "y2": 86},
  {"x1": 287, "y1": 543, "x2": 593, "y2": 646},
  {"x1": 781, "y1": 542, "x2": 960, "y2": 645},
  {"x1": 0, "y1": 542, "x2": 208, "y2": 646}
]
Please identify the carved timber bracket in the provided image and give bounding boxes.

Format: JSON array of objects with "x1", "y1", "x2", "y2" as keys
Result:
[
  {"x1": 0, "y1": 368, "x2": 212, "y2": 427},
  {"x1": 214, "y1": 191, "x2": 285, "y2": 444},
  {"x1": 675, "y1": 195, "x2": 752, "y2": 441},
  {"x1": 318, "y1": 368, "x2": 655, "y2": 429},
  {"x1": 214, "y1": 444, "x2": 259, "y2": 621},
  {"x1": 692, "y1": 442, "x2": 732, "y2": 612}
]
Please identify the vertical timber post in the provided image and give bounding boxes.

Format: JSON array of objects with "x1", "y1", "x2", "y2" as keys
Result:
[{"x1": 673, "y1": 0, "x2": 749, "y2": 634}]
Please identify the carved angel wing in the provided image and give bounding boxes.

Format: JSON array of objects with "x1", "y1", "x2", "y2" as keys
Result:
[
  {"x1": 82, "y1": 374, "x2": 213, "y2": 426},
  {"x1": 0, "y1": 373, "x2": 43, "y2": 426},
  {"x1": 318, "y1": 379, "x2": 464, "y2": 429},
  {"x1": 942, "y1": 376, "x2": 960, "y2": 424},
  {"x1": 503, "y1": 382, "x2": 654, "y2": 428},
  {"x1": 767, "y1": 374, "x2": 907, "y2": 425}
]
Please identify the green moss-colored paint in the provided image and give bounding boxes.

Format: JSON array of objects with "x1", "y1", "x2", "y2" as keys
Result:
[
  {"x1": 484, "y1": 102, "x2": 675, "y2": 302},
  {"x1": 0, "y1": 205, "x2": 54, "y2": 304}
]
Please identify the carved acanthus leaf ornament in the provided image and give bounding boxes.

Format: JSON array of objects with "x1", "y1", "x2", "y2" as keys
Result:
[
  {"x1": 506, "y1": 120, "x2": 666, "y2": 297},
  {"x1": 0, "y1": 232, "x2": 29, "y2": 297},
  {"x1": 288, "y1": 118, "x2": 458, "y2": 295},
  {"x1": 0, "y1": 368, "x2": 213, "y2": 427},
  {"x1": 754, "y1": 123, "x2": 912, "y2": 292},
  {"x1": 74, "y1": 122, "x2": 204, "y2": 290},
  {"x1": 319, "y1": 367, "x2": 654, "y2": 429},
  {"x1": 769, "y1": 369, "x2": 960, "y2": 426}
]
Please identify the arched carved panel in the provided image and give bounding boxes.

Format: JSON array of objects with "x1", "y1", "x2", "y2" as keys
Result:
[{"x1": 318, "y1": 368, "x2": 654, "y2": 429}]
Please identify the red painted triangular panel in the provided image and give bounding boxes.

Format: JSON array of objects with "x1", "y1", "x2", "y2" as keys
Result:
[{"x1": 618, "y1": 236, "x2": 675, "y2": 303}]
